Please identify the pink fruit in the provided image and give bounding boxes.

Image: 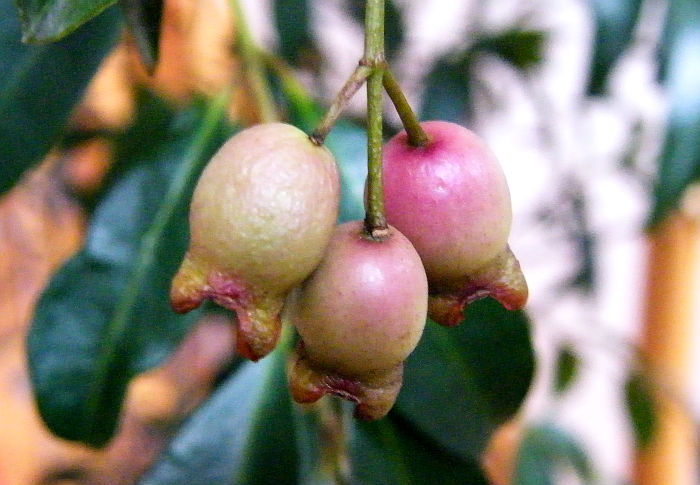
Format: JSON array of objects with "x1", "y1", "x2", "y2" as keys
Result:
[
  {"x1": 382, "y1": 120, "x2": 527, "y2": 326},
  {"x1": 287, "y1": 220, "x2": 428, "y2": 420},
  {"x1": 170, "y1": 123, "x2": 340, "y2": 360}
]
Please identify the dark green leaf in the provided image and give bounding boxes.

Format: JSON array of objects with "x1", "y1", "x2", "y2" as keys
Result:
[
  {"x1": 140, "y1": 334, "x2": 298, "y2": 485},
  {"x1": 586, "y1": 0, "x2": 644, "y2": 95},
  {"x1": 120, "y1": 0, "x2": 164, "y2": 71},
  {"x1": 420, "y1": 54, "x2": 472, "y2": 123},
  {"x1": 648, "y1": 0, "x2": 700, "y2": 226},
  {"x1": 625, "y1": 372, "x2": 657, "y2": 449},
  {"x1": 350, "y1": 416, "x2": 488, "y2": 485},
  {"x1": 513, "y1": 423, "x2": 593, "y2": 485},
  {"x1": 396, "y1": 298, "x2": 535, "y2": 460},
  {"x1": 28, "y1": 92, "x2": 235, "y2": 447},
  {"x1": 273, "y1": 0, "x2": 319, "y2": 68},
  {"x1": 0, "y1": 2, "x2": 121, "y2": 195},
  {"x1": 554, "y1": 346, "x2": 579, "y2": 394},
  {"x1": 16, "y1": 0, "x2": 117, "y2": 42},
  {"x1": 474, "y1": 29, "x2": 546, "y2": 71}
]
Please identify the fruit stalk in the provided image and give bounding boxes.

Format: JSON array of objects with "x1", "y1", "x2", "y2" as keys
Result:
[
  {"x1": 383, "y1": 69, "x2": 429, "y2": 147},
  {"x1": 363, "y1": 0, "x2": 388, "y2": 238},
  {"x1": 310, "y1": 64, "x2": 372, "y2": 145}
]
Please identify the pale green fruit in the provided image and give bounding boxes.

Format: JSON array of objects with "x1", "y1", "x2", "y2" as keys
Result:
[{"x1": 170, "y1": 123, "x2": 340, "y2": 360}]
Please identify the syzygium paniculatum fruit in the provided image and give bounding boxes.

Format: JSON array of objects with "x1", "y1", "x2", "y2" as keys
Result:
[
  {"x1": 288, "y1": 221, "x2": 428, "y2": 420},
  {"x1": 170, "y1": 123, "x2": 340, "y2": 360},
  {"x1": 382, "y1": 120, "x2": 527, "y2": 326}
]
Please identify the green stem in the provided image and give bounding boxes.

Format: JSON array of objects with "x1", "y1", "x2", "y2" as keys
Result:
[
  {"x1": 363, "y1": 0, "x2": 385, "y2": 65},
  {"x1": 383, "y1": 69, "x2": 430, "y2": 146},
  {"x1": 229, "y1": 0, "x2": 278, "y2": 123},
  {"x1": 365, "y1": 71, "x2": 387, "y2": 238},
  {"x1": 363, "y1": 0, "x2": 388, "y2": 238}
]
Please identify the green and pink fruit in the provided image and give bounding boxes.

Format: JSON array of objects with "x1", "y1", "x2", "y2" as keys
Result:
[
  {"x1": 170, "y1": 123, "x2": 340, "y2": 360},
  {"x1": 382, "y1": 120, "x2": 527, "y2": 326},
  {"x1": 288, "y1": 221, "x2": 428, "y2": 420}
]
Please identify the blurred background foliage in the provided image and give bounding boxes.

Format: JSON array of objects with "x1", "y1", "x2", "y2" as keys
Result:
[{"x1": 0, "y1": 0, "x2": 698, "y2": 484}]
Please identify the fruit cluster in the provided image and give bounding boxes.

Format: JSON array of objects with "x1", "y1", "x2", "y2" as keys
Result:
[{"x1": 170, "y1": 120, "x2": 527, "y2": 419}]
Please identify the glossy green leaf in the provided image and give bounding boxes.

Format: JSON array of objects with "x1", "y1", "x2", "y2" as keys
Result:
[
  {"x1": 27, "y1": 92, "x2": 235, "y2": 447},
  {"x1": 474, "y1": 29, "x2": 546, "y2": 71},
  {"x1": 649, "y1": 0, "x2": 700, "y2": 226},
  {"x1": 586, "y1": 0, "x2": 644, "y2": 95},
  {"x1": 396, "y1": 298, "x2": 535, "y2": 460},
  {"x1": 554, "y1": 346, "x2": 579, "y2": 395},
  {"x1": 140, "y1": 334, "x2": 298, "y2": 485},
  {"x1": 513, "y1": 423, "x2": 593, "y2": 485},
  {"x1": 625, "y1": 372, "x2": 657, "y2": 449},
  {"x1": 16, "y1": 0, "x2": 117, "y2": 42},
  {"x1": 273, "y1": 0, "x2": 318, "y2": 67},
  {"x1": 350, "y1": 416, "x2": 489, "y2": 485},
  {"x1": 120, "y1": 0, "x2": 164, "y2": 71},
  {"x1": 420, "y1": 54, "x2": 472, "y2": 123},
  {"x1": 0, "y1": 1, "x2": 121, "y2": 195}
]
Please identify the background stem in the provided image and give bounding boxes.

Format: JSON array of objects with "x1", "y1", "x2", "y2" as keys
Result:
[
  {"x1": 229, "y1": 0, "x2": 278, "y2": 123},
  {"x1": 363, "y1": 0, "x2": 388, "y2": 238},
  {"x1": 634, "y1": 212, "x2": 699, "y2": 485}
]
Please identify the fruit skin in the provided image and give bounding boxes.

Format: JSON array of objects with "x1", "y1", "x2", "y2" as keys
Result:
[
  {"x1": 170, "y1": 123, "x2": 340, "y2": 360},
  {"x1": 288, "y1": 220, "x2": 428, "y2": 420},
  {"x1": 382, "y1": 120, "x2": 527, "y2": 326}
]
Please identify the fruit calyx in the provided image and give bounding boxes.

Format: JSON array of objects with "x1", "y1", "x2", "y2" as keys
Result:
[
  {"x1": 288, "y1": 341, "x2": 404, "y2": 421},
  {"x1": 170, "y1": 257, "x2": 283, "y2": 361},
  {"x1": 427, "y1": 245, "x2": 528, "y2": 326}
]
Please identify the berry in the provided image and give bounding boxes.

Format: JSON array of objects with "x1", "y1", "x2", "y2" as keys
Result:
[
  {"x1": 382, "y1": 120, "x2": 527, "y2": 326},
  {"x1": 287, "y1": 221, "x2": 428, "y2": 420},
  {"x1": 170, "y1": 123, "x2": 340, "y2": 360}
]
